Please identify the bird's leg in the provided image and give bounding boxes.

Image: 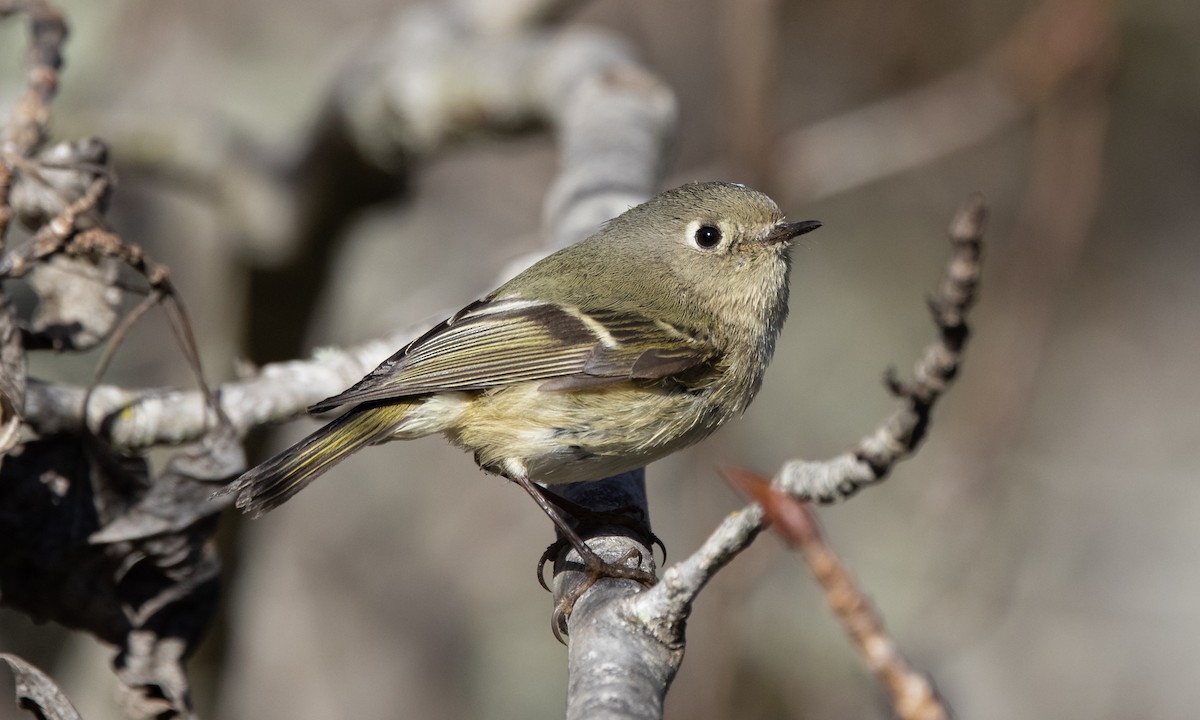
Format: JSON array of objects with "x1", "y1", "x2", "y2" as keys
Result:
[
  {"x1": 510, "y1": 472, "x2": 656, "y2": 637},
  {"x1": 535, "y1": 484, "x2": 667, "y2": 566}
]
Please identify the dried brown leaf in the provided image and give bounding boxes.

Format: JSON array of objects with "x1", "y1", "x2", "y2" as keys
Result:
[
  {"x1": 0, "y1": 430, "x2": 237, "y2": 720},
  {"x1": 720, "y1": 465, "x2": 816, "y2": 546}
]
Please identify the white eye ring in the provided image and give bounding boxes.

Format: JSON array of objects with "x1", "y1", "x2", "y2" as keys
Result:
[{"x1": 687, "y1": 221, "x2": 723, "y2": 250}]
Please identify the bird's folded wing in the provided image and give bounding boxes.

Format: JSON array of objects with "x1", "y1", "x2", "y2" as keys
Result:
[{"x1": 308, "y1": 298, "x2": 716, "y2": 413}]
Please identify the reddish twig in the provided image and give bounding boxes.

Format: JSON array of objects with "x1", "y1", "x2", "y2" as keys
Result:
[
  {"x1": 0, "y1": 175, "x2": 111, "y2": 275},
  {"x1": 724, "y1": 466, "x2": 950, "y2": 720}
]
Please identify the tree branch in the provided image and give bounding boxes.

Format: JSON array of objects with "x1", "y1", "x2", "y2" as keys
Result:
[
  {"x1": 0, "y1": 0, "x2": 67, "y2": 159},
  {"x1": 1, "y1": 654, "x2": 83, "y2": 720},
  {"x1": 777, "y1": 0, "x2": 1116, "y2": 201},
  {"x1": 780, "y1": 193, "x2": 985, "y2": 502}
]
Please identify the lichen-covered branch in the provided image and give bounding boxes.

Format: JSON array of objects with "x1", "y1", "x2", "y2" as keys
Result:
[{"x1": 779, "y1": 193, "x2": 985, "y2": 502}]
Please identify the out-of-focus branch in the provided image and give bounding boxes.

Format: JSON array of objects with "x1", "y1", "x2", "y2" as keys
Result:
[
  {"x1": 1, "y1": 653, "x2": 83, "y2": 720},
  {"x1": 21, "y1": 329, "x2": 414, "y2": 447},
  {"x1": 630, "y1": 194, "x2": 985, "y2": 656},
  {"x1": 960, "y1": 20, "x2": 1112, "y2": 470},
  {"x1": 777, "y1": 0, "x2": 1116, "y2": 200},
  {"x1": 21, "y1": 7, "x2": 675, "y2": 446},
  {"x1": 909, "y1": 0, "x2": 1113, "y2": 635},
  {"x1": 446, "y1": 0, "x2": 589, "y2": 33},
  {"x1": 798, "y1": 511, "x2": 946, "y2": 720},
  {"x1": 718, "y1": 0, "x2": 781, "y2": 189},
  {"x1": 0, "y1": 0, "x2": 67, "y2": 158},
  {"x1": 725, "y1": 467, "x2": 949, "y2": 720},
  {"x1": 0, "y1": 0, "x2": 69, "y2": 453},
  {"x1": 338, "y1": 3, "x2": 671, "y2": 251}
]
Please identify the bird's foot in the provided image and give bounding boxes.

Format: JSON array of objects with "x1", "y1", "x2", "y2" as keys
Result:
[{"x1": 543, "y1": 544, "x2": 657, "y2": 643}]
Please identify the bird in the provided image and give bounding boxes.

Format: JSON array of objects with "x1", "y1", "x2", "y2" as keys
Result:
[{"x1": 219, "y1": 181, "x2": 819, "y2": 594}]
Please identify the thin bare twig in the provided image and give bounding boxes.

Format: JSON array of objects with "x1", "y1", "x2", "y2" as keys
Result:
[
  {"x1": 0, "y1": 0, "x2": 69, "y2": 455},
  {"x1": 0, "y1": 0, "x2": 68, "y2": 246},
  {"x1": 780, "y1": 193, "x2": 986, "y2": 502},
  {"x1": 718, "y1": 0, "x2": 781, "y2": 189},
  {"x1": 724, "y1": 467, "x2": 950, "y2": 720},
  {"x1": 0, "y1": 0, "x2": 67, "y2": 156}
]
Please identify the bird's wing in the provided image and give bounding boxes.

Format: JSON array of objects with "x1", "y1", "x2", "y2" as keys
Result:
[{"x1": 308, "y1": 297, "x2": 717, "y2": 413}]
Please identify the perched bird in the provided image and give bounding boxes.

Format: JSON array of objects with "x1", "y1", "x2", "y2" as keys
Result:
[{"x1": 220, "y1": 181, "x2": 819, "y2": 586}]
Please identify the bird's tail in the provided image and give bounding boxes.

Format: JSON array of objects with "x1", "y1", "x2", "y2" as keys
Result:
[{"x1": 219, "y1": 402, "x2": 415, "y2": 518}]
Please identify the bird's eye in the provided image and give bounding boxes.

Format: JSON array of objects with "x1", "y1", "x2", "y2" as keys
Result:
[{"x1": 694, "y1": 225, "x2": 722, "y2": 249}]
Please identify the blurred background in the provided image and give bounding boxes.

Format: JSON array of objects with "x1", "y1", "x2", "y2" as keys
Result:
[{"x1": 2, "y1": 0, "x2": 1199, "y2": 717}]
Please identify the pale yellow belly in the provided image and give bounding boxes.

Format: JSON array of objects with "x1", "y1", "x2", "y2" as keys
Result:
[{"x1": 445, "y1": 382, "x2": 723, "y2": 485}]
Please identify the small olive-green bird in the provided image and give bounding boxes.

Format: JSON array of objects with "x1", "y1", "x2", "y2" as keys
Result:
[{"x1": 223, "y1": 182, "x2": 818, "y2": 565}]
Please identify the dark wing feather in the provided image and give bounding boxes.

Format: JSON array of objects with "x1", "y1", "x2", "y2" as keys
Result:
[
  {"x1": 575, "y1": 308, "x2": 715, "y2": 383},
  {"x1": 309, "y1": 298, "x2": 715, "y2": 412}
]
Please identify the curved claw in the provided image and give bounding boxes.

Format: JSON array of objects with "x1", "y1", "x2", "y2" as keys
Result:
[
  {"x1": 551, "y1": 602, "x2": 569, "y2": 645},
  {"x1": 648, "y1": 529, "x2": 667, "y2": 565},
  {"x1": 536, "y1": 540, "x2": 566, "y2": 593}
]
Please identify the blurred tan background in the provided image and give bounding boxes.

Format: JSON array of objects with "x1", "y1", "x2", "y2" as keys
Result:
[{"x1": 2, "y1": 0, "x2": 1199, "y2": 718}]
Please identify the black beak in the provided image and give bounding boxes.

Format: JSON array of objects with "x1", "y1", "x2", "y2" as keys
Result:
[{"x1": 764, "y1": 219, "x2": 822, "y2": 245}]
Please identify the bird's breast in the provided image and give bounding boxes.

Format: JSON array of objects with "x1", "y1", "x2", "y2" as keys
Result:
[{"x1": 447, "y1": 381, "x2": 726, "y2": 485}]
